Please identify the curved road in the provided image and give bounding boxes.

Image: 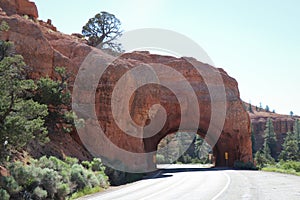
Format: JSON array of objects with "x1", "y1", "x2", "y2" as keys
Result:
[{"x1": 80, "y1": 164, "x2": 300, "y2": 200}]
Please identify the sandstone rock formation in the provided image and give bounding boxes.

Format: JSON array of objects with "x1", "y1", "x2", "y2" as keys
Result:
[
  {"x1": 0, "y1": 0, "x2": 38, "y2": 19},
  {"x1": 0, "y1": 1, "x2": 252, "y2": 170},
  {"x1": 38, "y1": 19, "x2": 57, "y2": 32}
]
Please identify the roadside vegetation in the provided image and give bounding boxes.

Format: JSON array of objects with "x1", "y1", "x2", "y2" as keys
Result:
[
  {"x1": 254, "y1": 117, "x2": 300, "y2": 175},
  {"x1": 0, "y1": 21, "x2": 110, "y2": 200},
  {"x1": 0, "y1": 35, "x2": 81, "y2": 164},
  {"x1": 261, "y1": 161, "x2": 300, "y2": 176},
  {"x1": 0, "y1": 156, "x2": 109, "y2": 200}
]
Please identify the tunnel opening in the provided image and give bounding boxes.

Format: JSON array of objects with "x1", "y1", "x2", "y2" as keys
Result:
[{"x1": 154, "y1": 132, "x2": 215, "y2": 168}]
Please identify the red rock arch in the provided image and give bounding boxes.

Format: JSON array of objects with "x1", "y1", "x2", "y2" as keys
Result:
[
  {"x1": 0, "y1": 9, "x2": 252, "y2": 171},
  {"x1": 85, "y1": 52, "x2": 253, "y2": 171},
  {"x1": 117, "y1": 52, "x2": 252, "y2": 169}
]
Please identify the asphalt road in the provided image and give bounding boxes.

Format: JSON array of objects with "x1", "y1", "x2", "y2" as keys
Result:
[{"x1": 79, "y1": 164, "x2": 300, "y2": 200}]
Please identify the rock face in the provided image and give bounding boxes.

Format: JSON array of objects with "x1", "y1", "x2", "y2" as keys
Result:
[
  {"x1": 0, "y1": 0, "x2": 38, "y2": 19},
  {"x1": 0, "y1": 2, "x2": 252, "y2": 169},
  {"x1": 249, "y1": 109, "x2": 298, "y2": 157}
]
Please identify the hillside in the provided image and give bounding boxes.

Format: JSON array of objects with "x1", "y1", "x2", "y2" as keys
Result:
[{"x1": 0, "y1": 0, "x2": 93, "y2": 162}]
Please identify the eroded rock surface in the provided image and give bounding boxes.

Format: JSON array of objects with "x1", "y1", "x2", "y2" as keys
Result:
[
  {"x1": 0, "y1": 1, "x2": 252, "y2": 168},
  {"x1": 0, "y1": 0, "x2": 38, "y2": 19}
]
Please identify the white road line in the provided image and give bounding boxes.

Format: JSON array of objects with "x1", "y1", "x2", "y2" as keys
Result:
[{"x1": 211, "y1": 172, "x2": 231, "y2": 200}]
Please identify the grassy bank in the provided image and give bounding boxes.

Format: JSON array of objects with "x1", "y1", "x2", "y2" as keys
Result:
[{"x1": 261, "y1": 161, "x2": 300, "y2": 176}]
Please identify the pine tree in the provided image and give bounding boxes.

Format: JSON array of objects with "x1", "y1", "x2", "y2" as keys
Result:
[
  {"x1": 293, "y1": 119, "x2": 300, "y2": 150},
  {"x1": 263, "y1": 118, "x2": 277, "y2": 158},
  {"x1": 263, "y1": 144, "x2": 275, "y2": 164},
  {"x1": 255, "y1": 148, "x2": 274, "y2": 168},
  {"x1": 0, "y1": 41, "x2": 48, "y2": 161},
  {"x1": 248, "y1": 103, "x2": 253, "y2": 113},
  {"x1": 259, "y1": 102, "x2": 263, "y2": 111},
  {"x1": 255, "y1": 150, "x2": 266, "y2": 168},
  {"x1": 82, "y1": 11, "x2": 123, "y2": 52},
  {"x1": 255, "y1": 118, "x2": 277, "y2": 167},
  {"x1": 279, "y1": 132, "x2": 299, "y2": 161},
  {"x1": 34, "y1": 67, "x2": 81, "y2": 133}
]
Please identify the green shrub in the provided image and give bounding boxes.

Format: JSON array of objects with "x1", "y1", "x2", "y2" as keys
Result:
[
  {"x1": 33, "y1": 187, "x2": 47, "y2": 199},
  {"x1": 1, "y1": 156, "x2": 109, "y2": 199},
  {"x1": 36, "y1": 156, "x2": 54, "y2": 169},
  {"x1": 91, "y1": 158, "x2": 105, "y2": 171},
  {"x1": 255, "y1": 150, "x2": 275, "y2": 168},
  {"x1": 96, "y1": 172, "x2": 109, "y2": 188},
  {"x1": 40, "y1": 168, "x2": 60, "y2": 198},
  {"x1": 0, "y1": 176, "x2": 22, "y2": 195},
  {"x1": 262, "y1": 164, "x2": 300, "y2": 176},
  {"x1": 280, "y1": 161, "x2": 300, "y2": 172},
  {"x1": 57, "y1": 183, "x2": 71, "y2": 197},
  {"x1": 65, "y1": 157, "x2": 79, "y2": 165},
  {"x1": 81, "y1": 161, "x2": 92, "y2": 169},
  {"x1": 71, "y1": 164, "x2": 90, "y2": 190},
  {"x1": 0, "y1": 188, "x2": 10, "y2": 200},
  {"x1": 60, "y1": 168, "x2": 72, "y2": 184},
  {"x1": 86, "y1": 170, "x2": 100, "y2": 187},
  {"x1": 8, "y1": 161, "x2": 36, "y2": 187},
  {"x1": 234, "y1": 161, "x2": 258, "y2": 170},
  {"x1": 49, "y1": 156, "x2": 69, "y2": 171},
  {"x1": 0, "y1": 21, "x2": 9, "y2": 31}
]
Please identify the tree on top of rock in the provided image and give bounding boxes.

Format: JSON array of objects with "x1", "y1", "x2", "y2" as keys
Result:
[
  {"x1": 248, "y1": 102, "x2": 253, "y2": 113},
  {"x1": 82, "y1": 11, "x2": 123, "y2": 52},
  {"x1": 265, "y1": 105, "x2": 270, "y2": 112}
]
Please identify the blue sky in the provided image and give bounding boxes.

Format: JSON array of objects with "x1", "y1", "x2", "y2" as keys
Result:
[{"x1": 33, "y1": 0, "x2": 300, "y2": 115}]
